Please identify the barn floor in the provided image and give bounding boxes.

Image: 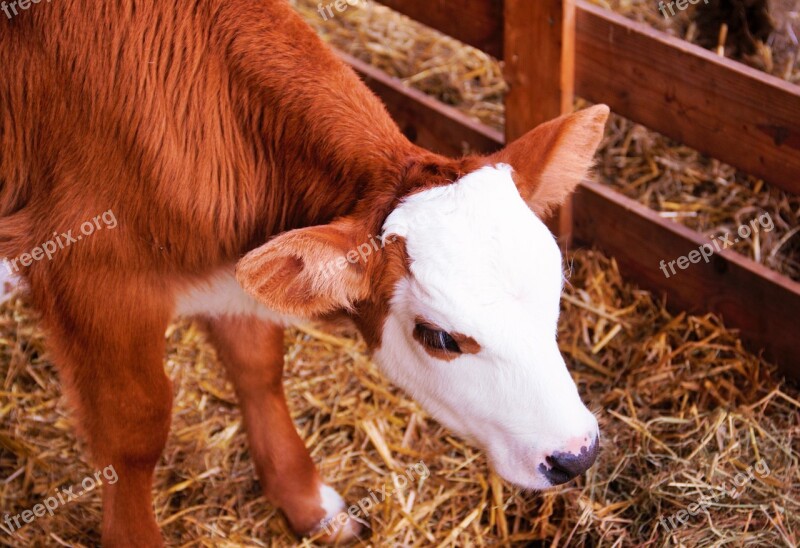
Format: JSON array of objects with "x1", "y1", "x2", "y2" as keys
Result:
[
  {"x1": 1, "y1": 249, "x2": 798, "y2": 547},
  {"x1": 1, "y1": 1, "x2": 799, "y2": 547}
]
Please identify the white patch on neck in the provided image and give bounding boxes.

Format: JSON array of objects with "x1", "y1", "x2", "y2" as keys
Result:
[
  {"x1": 173, "y1": 268, "x2": 294, "y2": 324},
  {"x1": 0, "y1": 269, "x2": 22, "y2": 305}
]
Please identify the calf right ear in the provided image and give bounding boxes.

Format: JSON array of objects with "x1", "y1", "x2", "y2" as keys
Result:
[
  {"x1": 490, "y1": 104, "x2": 609, "y2": 218},
  {"x1": 235, "y1": 218, "x2": 371, "y2": 318}
]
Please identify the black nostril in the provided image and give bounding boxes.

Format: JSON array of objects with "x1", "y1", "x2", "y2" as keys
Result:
[{"x1": 539, "y1": 436, "x2": 599, "y2": 485}]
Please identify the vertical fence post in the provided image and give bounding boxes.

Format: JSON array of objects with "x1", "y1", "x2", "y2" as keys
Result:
[{"x1": 504, "y1": 0, "x2": 576, "y2": 244}]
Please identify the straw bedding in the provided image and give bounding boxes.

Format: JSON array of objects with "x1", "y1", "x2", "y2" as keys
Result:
[{"x1": 0, "y1": 1, "x2": 798, "y2": 547}]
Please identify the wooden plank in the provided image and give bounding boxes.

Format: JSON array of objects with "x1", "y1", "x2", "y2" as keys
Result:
[
  {"x1": 339, "y1": 51, "x2": 504, "y2": 157},
  {"x1": 505, "y1": 0, "x2": 576, "y2": 243},
  {"x1": 573, "y1": 180, "x2": 800, "y2": 375},
  {"x1": 504, "y1": 0, "x2": 575, "y2": 136},
  {"x1": 575, "y1": 0, "x2": 800, "y2": 195},
  {"x1": 376, "y1": 0, "x2": 504, "y2": 59}
]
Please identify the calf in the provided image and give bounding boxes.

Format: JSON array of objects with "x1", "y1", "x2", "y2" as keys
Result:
[{"x1": 0, "y1": 0, "x2": 609, "y2": 544}]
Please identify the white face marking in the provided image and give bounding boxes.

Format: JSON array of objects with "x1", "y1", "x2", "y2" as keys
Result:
[
  {"x1": 376, "y1": 164, "x2": 598, "y2": 489},
  {"x1": 174, "y1": 268, "x2": 294, "y2": 324}
]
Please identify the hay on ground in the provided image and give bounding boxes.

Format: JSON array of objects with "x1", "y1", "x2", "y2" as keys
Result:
[
  {"x1": 0, "y1": 1, "x2": 798, "y2": 546},
  {"x1": 1, "y1": 250, "x2": 797, "y2": 546}
]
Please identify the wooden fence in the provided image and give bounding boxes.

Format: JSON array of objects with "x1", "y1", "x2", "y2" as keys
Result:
[{"x1": 339, "y1": 0, "x2": 800, "y2": 375}]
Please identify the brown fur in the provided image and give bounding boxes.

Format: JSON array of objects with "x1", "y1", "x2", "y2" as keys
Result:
[
  {"x1": 198, "y1": 316, "x2": 335, "y2": 537},
  {"x1": 0, "y1": 1, "x2": 607, "y2": 544}
]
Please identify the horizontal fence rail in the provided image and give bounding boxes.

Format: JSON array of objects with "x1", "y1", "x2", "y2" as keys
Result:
[
  {"x1": 573, "y1": 181, "x2": 800, "y2": 371},
  {"x1": 575, "y1": 1, "x2": 800, "y2": 196},
  {"x1": 341, "y1": 47, "x2": 800, "y2": 375},
  {"x1": 375, "y1": 0, "x2": 504, "y2": 59},
  {"x1": 340, "y1": 52, "x2": 504, "y2": 157}
]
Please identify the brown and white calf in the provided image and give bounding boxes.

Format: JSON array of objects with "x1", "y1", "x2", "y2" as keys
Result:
[{"x1": 0, "y1": 0, "x2": 608, "y2": 544}]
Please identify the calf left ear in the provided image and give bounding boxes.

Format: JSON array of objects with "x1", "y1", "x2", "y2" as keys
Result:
[
  {"x1": 490, "y1": 104, "x2": 609, "y2": 218},
  {"x1": 235, "y1": 218, "x2": 370, "y2": 318}
]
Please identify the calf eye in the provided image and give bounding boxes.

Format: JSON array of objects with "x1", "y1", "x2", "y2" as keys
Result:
[{"x1": 413, "y1": 322, "x2": 461, "y2": 353}]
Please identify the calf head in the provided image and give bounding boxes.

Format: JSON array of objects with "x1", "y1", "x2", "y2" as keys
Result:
[{"x1": 237, "y1": 105, "x2": 609, "y2": 489}]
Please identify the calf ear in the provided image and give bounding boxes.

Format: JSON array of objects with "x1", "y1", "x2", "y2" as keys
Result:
[
  {"x1": 235, "y1": 218, "x2": 370, "y2": 318},
  {"x1": 490, "y1": 104, "x2": 609, "y2": 218}
]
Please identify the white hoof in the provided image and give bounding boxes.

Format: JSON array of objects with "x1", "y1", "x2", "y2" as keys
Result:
[{"x1": 313, "y1": 484, "x2": 363, "y2": 544}]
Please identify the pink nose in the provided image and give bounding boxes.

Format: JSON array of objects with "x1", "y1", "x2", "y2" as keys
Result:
[{"x1": 539, "y1": 435, "x2": 599, "y2": 485}]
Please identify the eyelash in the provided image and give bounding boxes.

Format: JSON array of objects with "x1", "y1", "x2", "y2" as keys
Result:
[{"x1": 413, "y1": 323, "x2": 461, "y2": 353}]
